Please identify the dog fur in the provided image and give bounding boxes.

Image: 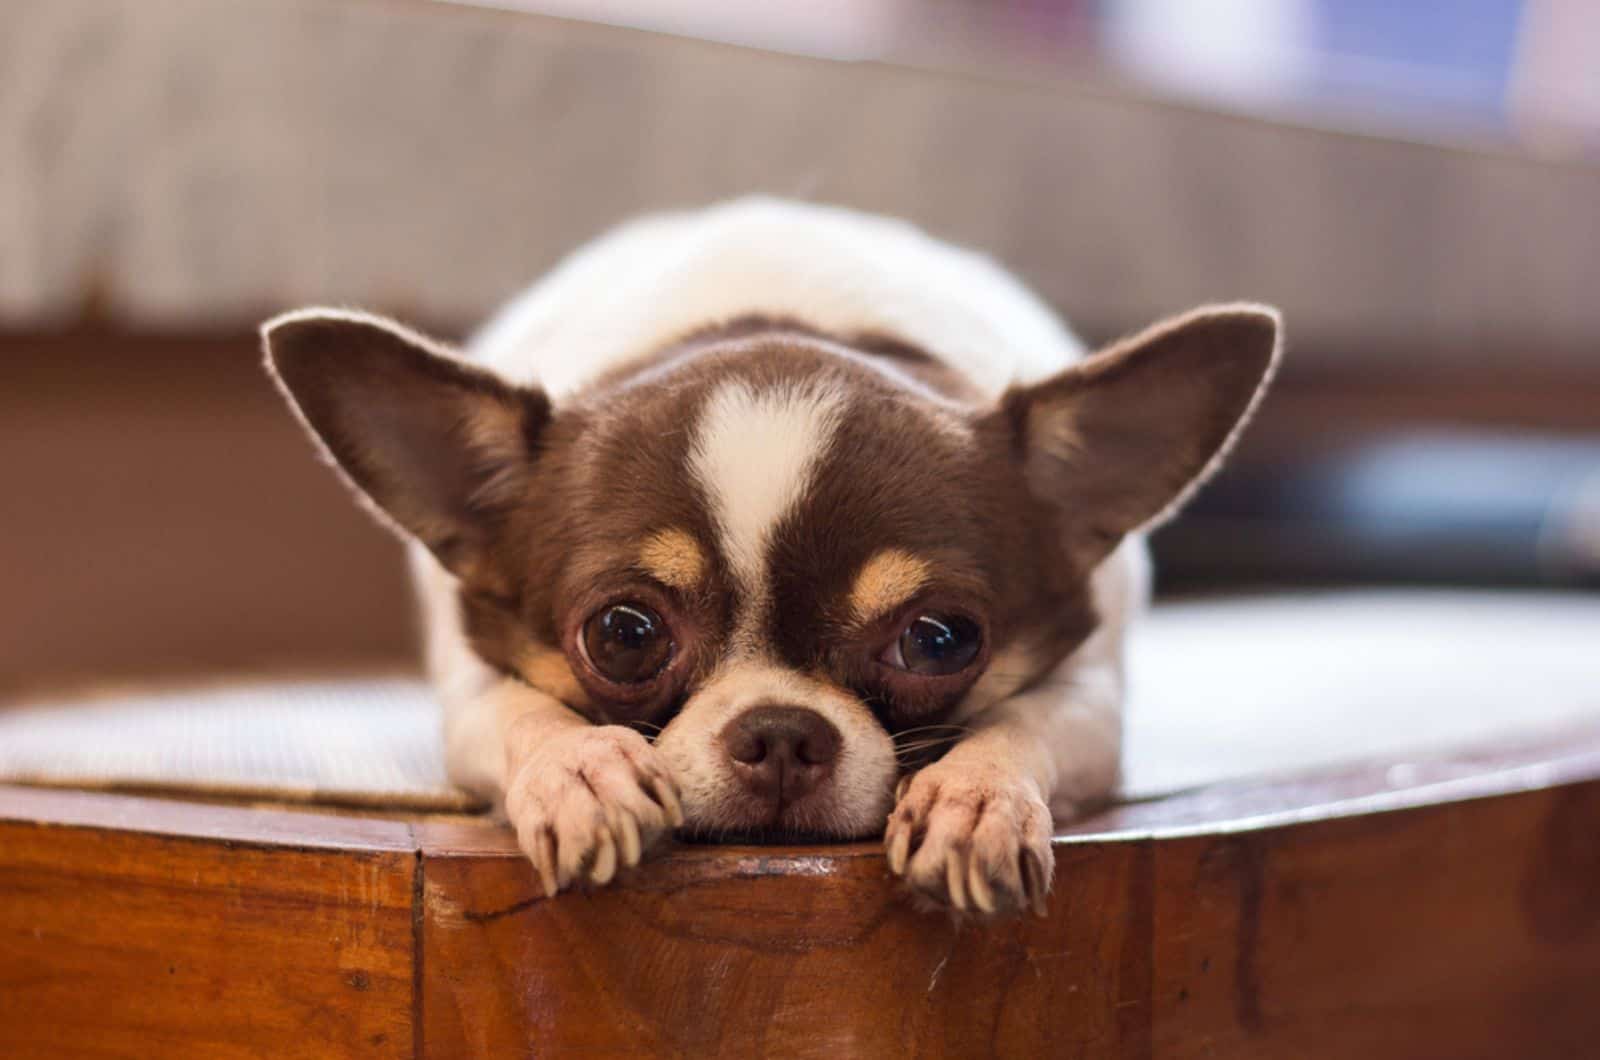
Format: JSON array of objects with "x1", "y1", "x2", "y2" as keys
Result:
[{"x1": 263, "y1": 197, "x2": 1280, "y2": 916}]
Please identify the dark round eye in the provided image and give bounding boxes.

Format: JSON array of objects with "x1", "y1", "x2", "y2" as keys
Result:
[
  {"x1": 890, "y1": 613, "x2": 982, "y2": 676},
  {"x1": 581, "y1": 603, "x2": 673, "y2": 685}
]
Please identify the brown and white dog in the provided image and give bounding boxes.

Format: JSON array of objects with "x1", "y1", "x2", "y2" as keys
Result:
[{"x1": 263, "y1": 198, "x2": 1279, "y2": 916}]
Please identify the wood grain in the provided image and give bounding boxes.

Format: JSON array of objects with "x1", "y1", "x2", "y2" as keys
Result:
[
  {"x1": 418, "y1": 837, "x2": 1149, "y2": 1057},
  {"x1": 1146, "y1": 788, "x2": 1600, "y2": 1059},
  {"x1": 0, "y1": 791, "x2": 417, "y2": 1059},
  {"x1": 3, "y1": 729, "x2": 1599, "y2": 1058},
  {"x1": 416, "y1": 728, "x2": 1600, "y2": 1057}
]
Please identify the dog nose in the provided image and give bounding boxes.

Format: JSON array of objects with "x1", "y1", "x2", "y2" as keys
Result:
[{"x1": 719, "y1": 706, "x2": 840, "y2": 805}]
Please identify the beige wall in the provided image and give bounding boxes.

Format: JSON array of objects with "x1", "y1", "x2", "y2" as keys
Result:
[{"x1": 2, "y1": 0, "x2": 1598, "y2": 365}]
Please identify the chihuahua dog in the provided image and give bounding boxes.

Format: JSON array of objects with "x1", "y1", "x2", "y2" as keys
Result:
[{"x1": 264, "y1": 197, "x2": 1279, "y2": 916}]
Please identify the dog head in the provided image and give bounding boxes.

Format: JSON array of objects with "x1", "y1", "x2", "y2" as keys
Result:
[{"x1": 264, "y1": 305, "x2": 1279, "y2": 839}]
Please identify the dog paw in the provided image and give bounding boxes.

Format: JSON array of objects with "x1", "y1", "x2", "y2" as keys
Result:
[
  {"x1": 884, "y1": 762, "x2": 1054, "y2": 916},
  {"x1": 504, "y1": 725, "x2": 684, "y2": 897}
]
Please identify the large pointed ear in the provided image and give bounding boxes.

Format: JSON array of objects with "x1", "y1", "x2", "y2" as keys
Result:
[
  {"x1": 994, "y1": 303, "x2": 1281, "y2": 566},
  {"x1": 262, "y1": 308, "x2": 549, "y2": 592}
]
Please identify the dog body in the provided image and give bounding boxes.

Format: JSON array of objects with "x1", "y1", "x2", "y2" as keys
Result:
[{"x1": 265, "y1": 198, "x2": 1279, "y2": 915}]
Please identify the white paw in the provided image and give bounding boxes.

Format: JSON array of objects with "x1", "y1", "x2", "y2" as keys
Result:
[
  {"x1": 884, "y1": 762, "x2": 1054, "y2": 916},
  {"x1": 504, "y1": 725, "x2": 684, "y2": 896}
]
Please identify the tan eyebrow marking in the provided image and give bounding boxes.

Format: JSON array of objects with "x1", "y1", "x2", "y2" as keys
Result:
[
  {"x1": 638, "y1": 528, "x2": 708, "y2": 591},
  {"x1": 848, "y1": 548, "x2": 931, "y2": 625}
]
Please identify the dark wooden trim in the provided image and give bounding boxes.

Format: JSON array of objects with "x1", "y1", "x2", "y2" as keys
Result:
[{"x1": 3, "y1": 724, "x2": 1599, "y2": 1056}]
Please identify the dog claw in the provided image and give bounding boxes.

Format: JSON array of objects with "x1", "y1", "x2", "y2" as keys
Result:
[
  {"x1": 615, "y1": 812, "x2": 642, "y2": 868},
  {"x1": 1021, "y1": 847, "x2": 1050, "y2": 918},
  {"x1": 886, "y1": 825, "x2": 911, "y2": 875},
  {"x1": 945, "y1": 854, "x2": 969, "y2": 910},
  {"x1": 531, "y1": 828, "x2": 558, "y2": 898},
  {"x1": 589, "y1": 825, "x2": 618, "y2": 885},
  {"x1": 967, "y1": 860, "x2": 997, "y2": 914},
  {"x1": 649, "y1": 775, "x2": 685, "y2": 828}
]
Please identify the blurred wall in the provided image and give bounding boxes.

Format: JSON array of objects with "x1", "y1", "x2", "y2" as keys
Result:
[
  {"x1": 0, "y1": 331, "x2": 416, "y2": 693},
  {"x1": 3, "y1": 0, "x2": 1599, "y2": 363}
]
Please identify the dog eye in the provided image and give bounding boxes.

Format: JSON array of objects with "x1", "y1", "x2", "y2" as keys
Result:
[
  {"x1": 581, "y1": 602, "x2": 673, "y2": 685},
  {"x1": 885, "y1": 613, "x2": 982, "y2": 676}
]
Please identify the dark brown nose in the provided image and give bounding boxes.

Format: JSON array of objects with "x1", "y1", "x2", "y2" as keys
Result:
[{"x1": 719, "y1": 706, "x2": 841, "y2": 806}]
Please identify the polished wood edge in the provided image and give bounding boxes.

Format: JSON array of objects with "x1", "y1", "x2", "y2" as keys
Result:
[
  {"x1": 1065, "y1": 720, "x2": 1600, "y2": 840},
  {"x1": 6, "y1": 720, "x2": 1599, "y2": 863},
  {"x1": 0, "y1": 783, "x2": 417, "y2": 852}
]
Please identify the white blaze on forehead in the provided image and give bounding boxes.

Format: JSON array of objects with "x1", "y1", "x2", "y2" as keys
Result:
[{"x1": 688, "y1": 378, "x2": 846, "y2": 603}]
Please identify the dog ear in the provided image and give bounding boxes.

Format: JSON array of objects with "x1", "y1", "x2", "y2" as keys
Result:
[
  {"x1": 994, "y1": 303, "x2": 1281, "y2": 567},
  {"x1": 262, "y1": 308, "x2": 549, "y2": 593}
]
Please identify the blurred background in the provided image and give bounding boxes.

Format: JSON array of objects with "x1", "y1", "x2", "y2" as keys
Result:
[{"x1": 2, "y1": 0, "x2": 1598, "y2": 695}]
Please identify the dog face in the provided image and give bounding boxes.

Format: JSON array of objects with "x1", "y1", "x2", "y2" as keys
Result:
[{"x1": 265, "y1": 307, "x2": 1278, "y2": 840}]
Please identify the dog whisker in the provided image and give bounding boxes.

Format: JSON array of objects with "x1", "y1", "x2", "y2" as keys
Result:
[
  {"x1": 894, "y1": 737, "x2": 963, "y2": 750},
  {"x1": 892, "y1": 724, "x2": 972, "y2": 739},
  {"x1": 894, "y1": 738, "x2": 962, "y2": 754}
]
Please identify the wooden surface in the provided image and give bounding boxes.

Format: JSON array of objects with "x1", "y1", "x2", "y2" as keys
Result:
[
  {"x1": 3, "y1": 727, "x2": 1599, "y2": 1057},
  {"x1": 0, "y1": 790, "x2": 417, "y2": 1059}
]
